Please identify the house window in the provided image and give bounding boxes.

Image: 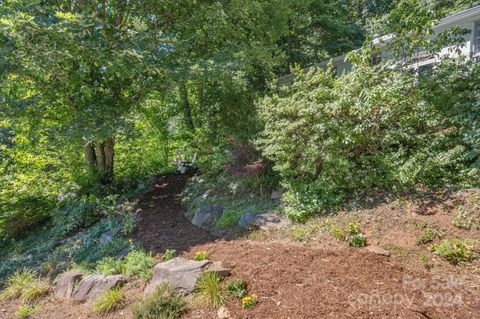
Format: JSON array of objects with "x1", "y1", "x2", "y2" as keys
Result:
[{"x1": 475, "y1": 22, "x2": 480, "y2": 54}]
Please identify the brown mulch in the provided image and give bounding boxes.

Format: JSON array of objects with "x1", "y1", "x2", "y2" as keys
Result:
[
  {"x1": 1, "y1": 174, "x2": 479, "y2": 319},
  {"x1": 131, "y1": 173, "x2": 218, "y2": 255}
]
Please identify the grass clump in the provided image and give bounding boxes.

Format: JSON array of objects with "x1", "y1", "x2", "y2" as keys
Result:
[
  {"x1": 432, "y1": 239, "x2": 477, "y2": 264},
  {"x1": 132, "y1": 283, "x2": 186, "y2": 319},
  {"x1": 162, "y1": 249, "x2": 176, "y2": 261},
  {"x1": 226, "y1": 279, "x2": 247, "y2": 298},
  {"x1": 330, "y1": 223, "x2": 366, "y2": 247},
  {"x1": 194, "y1": 272, "x2": 226, "y2": 308},
  {"x1": 194, "y1": 251, "x2": 209, "y2": 261},
  {"x1": 93, "y1": 288, "x2": 126, "y2": 314},
  {"x1": 16, "y1": 304, "x2": 36, "y2": 319},
  {"x1": 0, "y1": 269, "x2": 36, "y2": 301},
  {"x1": 20, "y1": 279, "x2": 50, "y2": 303}
]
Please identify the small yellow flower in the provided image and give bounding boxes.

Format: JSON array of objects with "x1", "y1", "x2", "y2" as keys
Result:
[{"x1": 242, "y1": 294, "x2": 258, "y2": 308}]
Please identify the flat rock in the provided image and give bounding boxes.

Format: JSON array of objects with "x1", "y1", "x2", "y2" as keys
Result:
[
  {"x1": 145, "y1": 258, "x2": 211, "y2": 296},
  {"x1": 239, "y1": 212, "x2": 288, "y2": 230},
  {"x1": 72, "y1": 274, "x2": 125, "y2": 302},
  {"x1": 191, "y1": 205, "x2": 223, "y2": 229},
  {"x1": 54, "y1": 270, "x2": 83, "y2": 299},
  {"x1": 366, "y1": 245, "x2": 391, "y2": 256}
]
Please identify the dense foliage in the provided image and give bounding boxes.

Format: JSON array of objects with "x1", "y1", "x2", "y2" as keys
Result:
[
  {"x1": 1, "y1": 0, "x2": 480, "y2": 283},
  {"x1": 257, "y1": 56, "x2": 480, "y2": 219}
]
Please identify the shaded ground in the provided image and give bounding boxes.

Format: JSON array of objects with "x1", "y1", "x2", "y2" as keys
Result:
[
  {"x1": 132, "y1": 173, "x2": 217, "y2": 255},
  {"x1": 1, "y1": 174, "x2": 479, "y2": 319}
]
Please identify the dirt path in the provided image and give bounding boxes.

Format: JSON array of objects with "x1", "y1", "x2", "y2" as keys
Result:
[
  {"x1": 132, "y1": 174, "x2": 480, "y2": 319},
  {"x1": 132, "y1": 173, "x2": 217, "y2": 254}
]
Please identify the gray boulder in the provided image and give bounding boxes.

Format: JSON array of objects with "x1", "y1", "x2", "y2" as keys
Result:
[
  {"x1": 144, "y1": 258, "x2": 230, "y2": 296},
  {"x1": 239, "y1": 212, "x2": 288, "y2": 230},
  {"x1": 191, "y1": 205, "x2": 223, "y2": 229},
  {"x1": 54, "y1": 270, "x2": 83, "y2": 299},
  {"x1": 72, "y1": 274, "x2": 125, "y2": 303}
]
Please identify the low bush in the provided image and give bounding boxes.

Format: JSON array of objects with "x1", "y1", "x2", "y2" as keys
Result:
[
  {"x1": 194, "y1": 272, "x2": 226, "y2": 308},
  {"x1": 96, "y1": 257, "x2": 124, "y2": 275},
  {"x1": 16, "y1": 304, "x2": 35, "y2": 319},
  {"x1": 162, "y1": 249, "x2": 176, "y2": 261},
  {"x1": 241, "y1": 293, "x2": 258, "y2": 309},
  {"x1": 123, "y1": 250, "x2": 155, "y2": 281},
  {"x1": 132, "y1": 283, "x2": 187, "y2": 319},
  {"x1": 416, "y1": 228, "x2": 444, "y2": 245},
  {"x1": 93, "y1": 288, "x2": 126, "y2": 314},
  {"x1": 432, "y1": 239, "x2": 477, "y2": 264},
  {"x1": 226, "y1": 279, "x2": 247, "y2": 299},
  {"x1": 194, "y1": 251, "x2": 209, "y2": 261}
]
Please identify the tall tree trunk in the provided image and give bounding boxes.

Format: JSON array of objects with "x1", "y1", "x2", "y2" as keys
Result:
[
  {"x1": 84, "y1": 142, "x2": 97, "y2": 170},
  {"x1": 95, "y1": 141, "x2": 106, "y2": 180},
  {"x1": 179, "y1": 81, "x2": 195, "y2": 131},
  {"x1": 103, "y1": 137, "x2": 114, "y2": 183},
  {"x1": 93, "y1": 138, "x2": 115, "y2": 183}
]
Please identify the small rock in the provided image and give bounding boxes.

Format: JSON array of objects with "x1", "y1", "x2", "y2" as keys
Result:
[
  {"x1": 217, "y1": 305, "x2": 232, "y2": 319},
  {"x1": 271, "y1": 190, "x2": 283, "y2": 200},
  {"x1": 366, "y1": 245, "x2": 390, "y2": 257},
  {"x1": 72, "y1": 274, "x2": 125, "y2": 302},
  {"x1": 191, "y1": 205, "x2": 223, "y2": 230},
  {"x1": 99, "y1": 231, "x2": 114, "y2": 245},
  {"x1": 239, "y1": 212, "x2": 288, "y2": 230},
  {"x1": 54, "y1": 270, "x2": 83, "y2": 299}
]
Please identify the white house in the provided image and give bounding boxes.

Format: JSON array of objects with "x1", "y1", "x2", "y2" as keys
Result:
[{"x1": 279, "y1": 5, "x2": 480, "y2": 82}]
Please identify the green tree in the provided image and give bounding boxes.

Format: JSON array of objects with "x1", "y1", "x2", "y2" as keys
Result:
[{"x1": 1, "y1": 1, "x2": 162, "y2": 183}]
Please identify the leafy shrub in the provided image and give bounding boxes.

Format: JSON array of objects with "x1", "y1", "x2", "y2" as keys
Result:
[
  {"x1": 51, "y1": 197, "x2": 97, "y2": 238},
  {"x1": 123, "y1": 250, "x2": 155, "y2": 281},
  {"x1": 0, "y1": 269, "x2": 36, "y2": 301},
  {"x1": 162, "y1": 249, "x2": 176, "y2": 261},
  {"x1": 329, "y1": 226, "x2": 345, "y2": 240},
  {"x1": 452, "y1": 208, "x2": 479, "y2": 230},
  {"x1": 432, "y1": 239, "x2": 477, "y2": 264},
  {"x1": 226, "y1": 279, "x2": 247, "y2": 298},
  {"x1": 194, "y1": 272, "x2": 226, "y2": 308},
  {"x1": 93, "y1": 288, "x2": 125, "y2": 314},
  {"x1": 194, "y1": 251, "x2": 209, "y2": 261},
  {"x1": 16, "y1": 304, "x2": 35, "y2": 319},
  {"x1": 132, "y1": 283, "x2": 187, "y2": 319},
  {"x1": 241, "y1": 293, "x2": 258, "y2": 308},
  {"x1": 347, "y1": 234, "x2": 367, "y2": 248},
  {"x1": 96, "y1": 257, "x2": 124, "y2": 275},
  {"x1": 416, "y1": 228, "x2": 443, "y2": 245},
  {"x1": 257, "y1": 59, "x2": 479, "y2": 218}
]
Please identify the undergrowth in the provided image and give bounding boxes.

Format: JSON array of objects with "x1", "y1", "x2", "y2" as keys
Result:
[{"x1": 132, "y1": 283, "x2": 187, "y2": 319}]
